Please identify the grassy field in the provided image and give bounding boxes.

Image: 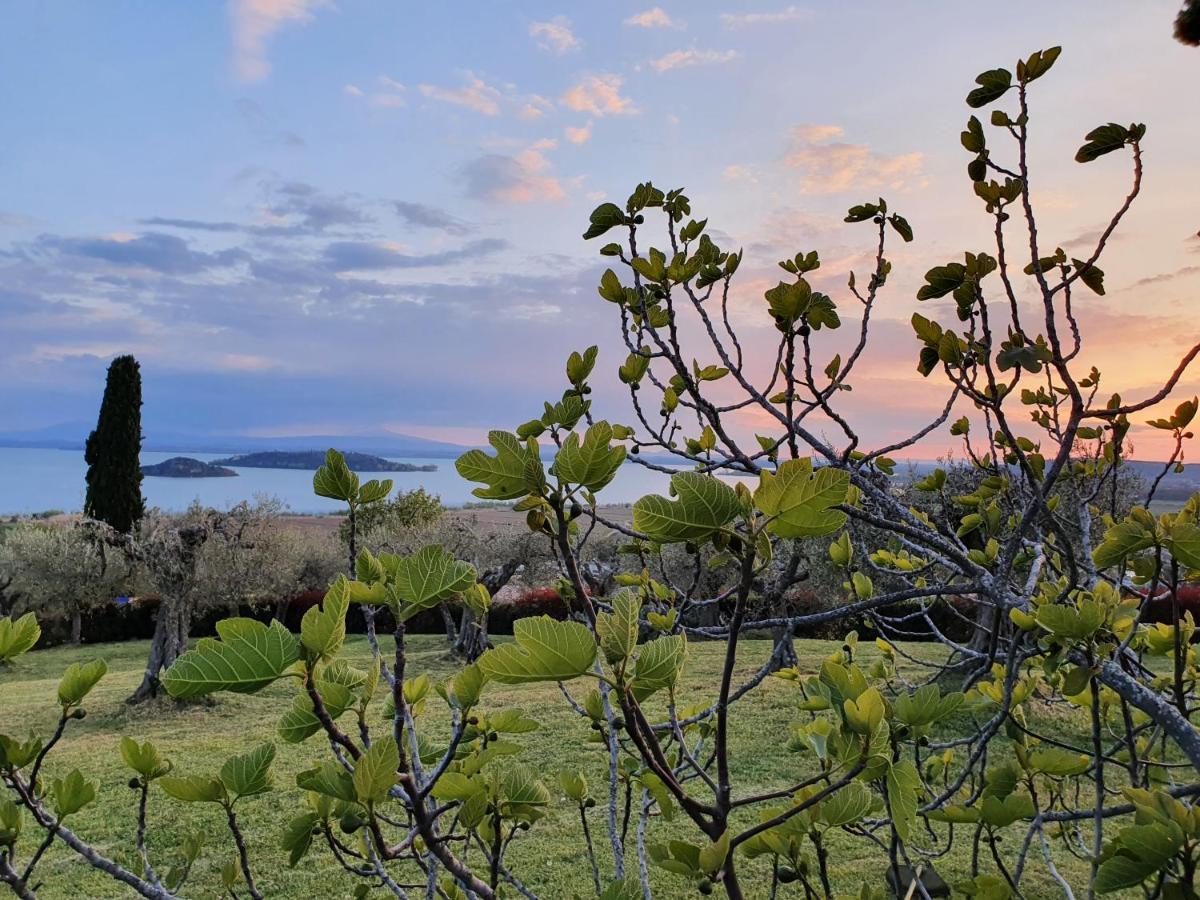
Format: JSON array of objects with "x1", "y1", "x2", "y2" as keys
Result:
[{"x1": 1, "y1": 635, "x2": 1119, "y2": 898}]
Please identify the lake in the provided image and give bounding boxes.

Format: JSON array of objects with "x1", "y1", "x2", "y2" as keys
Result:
[{"x1": 0, "y1": 447, "x2": 686, "y2": 515}]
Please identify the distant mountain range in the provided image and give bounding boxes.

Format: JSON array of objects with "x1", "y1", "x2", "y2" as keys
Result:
[{"x1": 0, "y1": 422, "x2": 470, "y2": 458}]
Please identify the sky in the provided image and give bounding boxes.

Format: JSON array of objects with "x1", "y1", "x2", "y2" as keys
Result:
[{"x1": 1, "y1": 1, "x2": 1197, "y2": 460}]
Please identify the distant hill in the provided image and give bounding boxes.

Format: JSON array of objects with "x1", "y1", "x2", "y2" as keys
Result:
[
  {"x1": 891, "y1": 458, "x2": 1200, "y2": 493},
  {"x1": 142, "y1": 457, "x2": 237, "y2": 478},
  {"x1": 0, "y1": 423, "x2": 468, "y2": 458},
  {"x1": 1120, "y1": 459, "x2": 1200, "y2": 502},
  {"x1": 211, "y1": 451, "x2": 437, "y2": 473}
]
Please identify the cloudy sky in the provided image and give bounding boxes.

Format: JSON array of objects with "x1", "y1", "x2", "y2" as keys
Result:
[{"x1": 2, "y1": 1, "x2": 1197, "y2": 458}]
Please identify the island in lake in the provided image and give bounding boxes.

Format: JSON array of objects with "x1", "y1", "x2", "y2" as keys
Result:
[
  {"x1": 210, "y1": 451, "x2": 437, "y2": 473},
  {"x1": 142, "y1": 457, "x2": 238, "y2": 478}
]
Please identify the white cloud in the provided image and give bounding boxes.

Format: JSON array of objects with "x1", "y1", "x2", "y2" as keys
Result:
[
  {"x1": 721, "y1": 5, "x2": 810, "y2": 28},
  {"x1": 784, "y1": 124, "x2": 926, "y2": 194},
  {"x1": 30, "y1": 343, "x2": 135, "y2": 364},
  {"x1": 529, "y1": 16, "x2": 580, "y2": 54},
  {"x1": 229, "y1": 0, "x2": 326, "y2": 83},
  {"x1": 624, "y1": 7, "x2": 680, "y2": 28},
  {"x1": 649, "y1": 48, "x2": 738, "y2": 72},
  {"x1": 561, "y1": 74, "x2": 637, "y2": 116},
  {"x1": 419, "y1": 72, "x2": 503, "y2": 116},
  {"x1": 343, "y1": 84, "x2": 363, "y2": 97},
  {"x1": 509, "y1": 302, "x2": 562, "y2": 320},
  {"x1": 564, "y1": 121, "x2": 593, "y2": 145}
]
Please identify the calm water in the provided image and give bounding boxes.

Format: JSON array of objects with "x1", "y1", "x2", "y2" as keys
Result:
[{"x1": 0, "y1": 447, "x2": 684, "y2": 515}]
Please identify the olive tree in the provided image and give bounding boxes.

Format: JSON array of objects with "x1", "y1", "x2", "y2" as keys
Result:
[
  {"x1": 346, "y1": 487, "x2": 445, "y2": 550},
  {"x1": 0, "y1": 521, "x2": 136, "y2": 644},
  {"x1": 126, "y1": 500, "x2": 308, "y2": 704}
]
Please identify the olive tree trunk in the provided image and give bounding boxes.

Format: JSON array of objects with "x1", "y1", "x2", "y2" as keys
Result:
[
  {"x1": 126, "y1": 594, "x2": 191, "y2": 703},
  {"x1": 451, "y1": 560, "x2": 519, "y2": 662},
  {"x1": 0, "y1": 575, "x2": 20, "y2": 618},
  {"x1": 439, "y1": 603, "x2": 458, "y2": 646},
  {"x1": 770, "y1": 624, "x2": 799, "y2": 670},
  {"x1": 452, "y1": 608, "x2": 490, "y2": 662},
  {"x1": 127, "y1": 524, "x2": 205, "y2": 704}
]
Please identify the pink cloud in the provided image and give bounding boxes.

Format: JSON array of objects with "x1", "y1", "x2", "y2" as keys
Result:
[
  {"x1": 503, "y1": 142, "x2": 565, "y2": 203},
  {"x1": 785, "y1": 124, "x2": 926, "y2": 194},
  {"x1": 564, "y1": 121, "x2": 593, "y2": 145},
  {"x1": 229, "y1": 0, "x2": 326, "y2": 83},
  {"x1": 649, "y1": 48, "x2": 737, "y2": 72},
  {"x1": 218, "y1": 353, "x2": 283, "y2": 372},
  {"x1": 790, "y1": 124, "x2": 844, "y2": 144},
  {"x1": 529, "y1": 16, "x2": 580, "y2": 54},
  {"x1": 624, "y1": 8, "x2": 680, "y2": 28},
  {"x1": 518, "y1": 95, "x2": 553, "y2": 120},
  {"x1": 461, "y1": 140, "x2": 567, "y2": 204},
  {"x1": 419, "y1": 72, "x2": 503, "y2": 116},
  {"x1": 561, "y1": 74, "x2": 637, "y2": 117}
]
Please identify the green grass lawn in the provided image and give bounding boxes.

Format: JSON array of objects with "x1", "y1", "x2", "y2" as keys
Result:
[{"x1": 0, "y1": 635, "x2": 1122, "y2": 898}]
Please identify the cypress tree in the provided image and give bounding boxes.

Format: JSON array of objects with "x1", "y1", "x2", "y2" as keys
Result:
[{"x1": 84, "y1": 355, "x2": 145, "y2": 533}]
